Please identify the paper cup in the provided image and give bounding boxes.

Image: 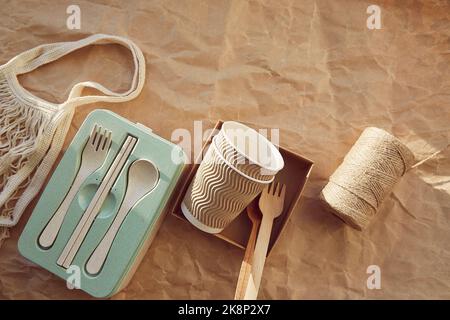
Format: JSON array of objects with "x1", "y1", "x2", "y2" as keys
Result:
[{"x1": 181, "y1": 122, "x2": 284, "y2": 233}]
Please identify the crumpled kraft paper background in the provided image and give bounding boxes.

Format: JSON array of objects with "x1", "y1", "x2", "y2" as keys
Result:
[{"x1": 0, "y1": 0, "x2": 449, "y2": 299}]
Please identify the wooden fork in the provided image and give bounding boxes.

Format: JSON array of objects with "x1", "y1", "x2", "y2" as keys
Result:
[{"x1": 244, "y1": 182, "x2": 286, "y2": 300}]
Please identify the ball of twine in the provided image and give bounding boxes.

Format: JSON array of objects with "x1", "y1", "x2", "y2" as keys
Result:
[{"x1": 320, "y1": 127, "x2": 415, "y2": 230}]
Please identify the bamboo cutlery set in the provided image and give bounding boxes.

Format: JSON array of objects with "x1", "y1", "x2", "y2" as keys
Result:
[
  {"x1": 39, "y1": 126, "x2": 154, "y2": 274},
  {"x1": 19, "y1": 110, "x2": 185, "y2": 297}
]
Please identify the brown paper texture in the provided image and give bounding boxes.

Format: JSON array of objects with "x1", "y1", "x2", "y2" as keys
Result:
[{"x1": 0, "y1": 0, "x2": 449, "y2": 299}]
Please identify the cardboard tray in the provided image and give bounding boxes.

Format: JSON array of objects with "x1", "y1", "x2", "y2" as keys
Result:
[{"x1": 171, "y1": 120, "x2": 313, "y2": 256}]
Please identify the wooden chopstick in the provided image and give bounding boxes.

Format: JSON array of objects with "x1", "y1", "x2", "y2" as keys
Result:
[{"x1": 57, "y1": 135, "x2": 137, "y2": 268}]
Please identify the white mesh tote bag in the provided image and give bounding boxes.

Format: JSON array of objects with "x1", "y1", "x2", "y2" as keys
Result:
[{"x1": 0, "y1": 34, "x2": 145, "y2": 245}]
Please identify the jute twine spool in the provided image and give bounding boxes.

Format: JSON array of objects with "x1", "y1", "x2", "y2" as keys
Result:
[{"x1": 320, "y1": 127, "x2": 416, "y2": 230}]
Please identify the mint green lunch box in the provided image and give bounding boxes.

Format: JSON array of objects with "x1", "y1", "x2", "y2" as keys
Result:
[{"x1": 18, "y1": 109, "x2": 186, "y2": 298}]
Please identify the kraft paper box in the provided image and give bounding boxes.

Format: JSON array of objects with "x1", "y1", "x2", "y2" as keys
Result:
[{"x1": 171, "y1": 120, "x2": 314, "y2": 256}]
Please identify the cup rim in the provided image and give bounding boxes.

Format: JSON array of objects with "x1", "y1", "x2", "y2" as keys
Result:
[{"x1": 221, "y1": 121, "x2": 284, "y2": 173}]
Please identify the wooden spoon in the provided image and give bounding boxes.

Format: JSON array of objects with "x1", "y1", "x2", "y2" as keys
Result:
[{"x1": 234, "y1": 199, "x2": 261, "y2": 300}]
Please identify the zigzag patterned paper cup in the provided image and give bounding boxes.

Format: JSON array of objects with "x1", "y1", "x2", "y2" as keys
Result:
[{"x1": 181, "y1": 130, "x2": 282, "y2": 233}]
